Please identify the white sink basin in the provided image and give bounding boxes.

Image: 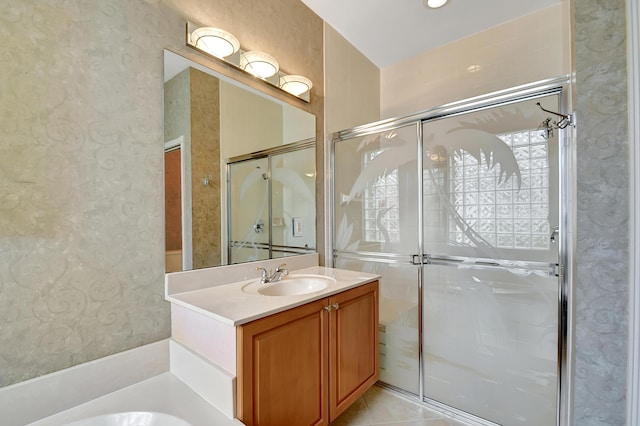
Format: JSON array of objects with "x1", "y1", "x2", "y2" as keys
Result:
[{"x1": 257, "y1": 274, "x2": 336, "y2": 296}]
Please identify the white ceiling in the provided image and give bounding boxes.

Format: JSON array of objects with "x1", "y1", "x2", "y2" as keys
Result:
[{"x1": 301, "y1": 0, "x2": 562, "y2": 69}]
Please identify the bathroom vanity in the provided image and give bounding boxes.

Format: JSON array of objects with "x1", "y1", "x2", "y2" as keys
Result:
[
  {"x1": 237, "y1": 279, "x2": 378, "y2": 425},
  {"x1": 165, "y1": 258, "x2": 380, "y2": 426}
]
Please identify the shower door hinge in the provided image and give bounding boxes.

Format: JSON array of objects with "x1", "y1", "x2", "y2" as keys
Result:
[
  {"x1": 563, "y1": 112, "x2": 576, "y2": 129},
  {"x1": 553, "y1": 263, "x2": 564, "y2": 278}
]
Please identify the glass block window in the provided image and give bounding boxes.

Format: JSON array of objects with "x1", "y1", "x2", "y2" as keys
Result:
[
  {"x1": 449, "y1": 129, "x2": 550, "y2": 250},
  {"x1": 423, "y1": 164, "x2": 447, "y2": 236},
  {"x1": 363, "y1": 150, "x2": 400, "y2": 242}
]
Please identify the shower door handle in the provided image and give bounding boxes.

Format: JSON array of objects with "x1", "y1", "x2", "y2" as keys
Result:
[
  {"x1": 411, "y1": 254, "x2": 431, "y2": 265},
  {"x1": 550, "y1": 227, "x2": 559, "y2": 243}
]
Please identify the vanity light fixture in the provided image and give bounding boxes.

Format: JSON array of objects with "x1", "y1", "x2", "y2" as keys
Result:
[
  {"x1": 241, "y1": 51, "x2": 280, "y2": 79},
  {"x1": 424, "y1": 0, "x2": 448, "y2": 8},
  {"x1": 279, "y1": 75, "x2": 313, "y2": 96},
  {"x1": 190, "y1": 27, "x2": 240, "y2": 58},
  {"x1": 186, "y1": 22, "x2": 313, "y2": 102}
]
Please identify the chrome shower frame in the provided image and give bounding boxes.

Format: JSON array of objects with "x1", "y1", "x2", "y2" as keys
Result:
[{"x1": 329, "y1": 76, "x2": 574, "y2": 426}]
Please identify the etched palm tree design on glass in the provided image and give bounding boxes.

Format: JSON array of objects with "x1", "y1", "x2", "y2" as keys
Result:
[{"x1": 336, "y1": 105, "x2": 554, "y2": 270}]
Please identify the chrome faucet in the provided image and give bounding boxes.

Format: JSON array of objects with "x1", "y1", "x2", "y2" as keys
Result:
[{"x1": 257, "y1": 263, "x2": 289, "y2": 284}]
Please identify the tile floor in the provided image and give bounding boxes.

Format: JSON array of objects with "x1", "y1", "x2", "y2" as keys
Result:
[{"x1": 332, "y1": 385, "x2": 469, "y2": 426}]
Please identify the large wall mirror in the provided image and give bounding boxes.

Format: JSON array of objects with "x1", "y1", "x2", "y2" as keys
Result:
[{"x1": 163, "y1": 50, "x2": 316, "y2": 272}]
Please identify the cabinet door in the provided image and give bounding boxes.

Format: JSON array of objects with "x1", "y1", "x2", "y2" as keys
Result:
[
  {"x1": 329, "y1": 280, "x2": 379, "y2": 421},
  {"x1": 237, "y1": 298, "x2": 329, "y2": 426}
]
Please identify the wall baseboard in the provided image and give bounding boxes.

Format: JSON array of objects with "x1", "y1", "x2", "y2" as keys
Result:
[{"x1": 0, "y1": 340, "x2": 169, "y2": 426}]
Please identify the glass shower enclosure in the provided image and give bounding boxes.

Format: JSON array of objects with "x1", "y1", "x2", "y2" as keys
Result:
[{"x1": 332, "y1": 78, "x2": 570, "y2": 426}]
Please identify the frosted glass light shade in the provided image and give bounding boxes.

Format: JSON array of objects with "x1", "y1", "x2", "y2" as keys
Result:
[
  {"x1": 191, "y1": 27, "x2": 240, "y2": 58},
  {"x1": 241, "y1": 51, "x2": 279, "y2": 79},
  {"x1": 279, "y1": 75, "x2": 313, "y2": 96}
]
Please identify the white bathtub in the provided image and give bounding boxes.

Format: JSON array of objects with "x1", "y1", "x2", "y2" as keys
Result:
[
  {"x1": 25, "y1": 373, "x2": 240, "y2": 426},
  {"x1": 65, "y1": 411, "x2": 191, "y2": 426}
]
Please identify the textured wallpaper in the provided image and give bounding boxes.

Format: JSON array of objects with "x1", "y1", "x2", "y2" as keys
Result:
[
  {"x1": 0, "y1": 0, "x2": 323, "y2": 387},
  {"x1": 189, "y1": 68, "x2": 221, "y2": 269},
  {"x1": 164, "y1": 68, "x2": 191, "y2": 156},
  {"x1": 574, "y1": 0, "x2": 629, "y2": 424},
  {"x1": 164, "y1": 68, "x2": 190, "y2": 255}
]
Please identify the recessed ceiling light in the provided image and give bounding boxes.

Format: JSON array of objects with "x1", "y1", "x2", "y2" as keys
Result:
[
  {"x1": 466, "y1": 64, "x2": 482, "y2": 73},
  {"x1": 424, "y1": 0, "x2": 448, "y2": 9}
]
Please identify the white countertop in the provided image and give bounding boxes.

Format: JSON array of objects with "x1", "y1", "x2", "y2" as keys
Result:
[{"x1": 166, "y1": 266, "x2": 380, "y2": 326}]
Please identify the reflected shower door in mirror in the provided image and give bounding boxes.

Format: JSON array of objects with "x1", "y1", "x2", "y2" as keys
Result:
[
  {"x1": 228, "y1": 142, "x2": 316, "y2": 264},
  {"x1": 163, "y1": 50, "x2": 316, "y2": 272}
]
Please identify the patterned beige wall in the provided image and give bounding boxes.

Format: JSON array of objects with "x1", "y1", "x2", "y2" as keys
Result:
[
  {"x1": 164, "y1": 68, "x2": 191, "y2": 145},
  {"x1": 164, "y1": 68, "x2": 190, "y2": 264},
  {"x1": 0, "y1": 0, "x2": 323, "y2": 387},
  {"x1": 573, "y1": 0, "x2": 629, "y2": 423},
  {"x1": 189, "y1": 68, "x2": 221, "y2": 269}
]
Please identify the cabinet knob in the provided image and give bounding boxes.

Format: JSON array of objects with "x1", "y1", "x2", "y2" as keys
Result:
[
  {"x1": 324, "y1": 306, "x2": 331, "y2": 312},
  {"x1": 332, "y1": 303, "x2": 339, "y2": 310}
]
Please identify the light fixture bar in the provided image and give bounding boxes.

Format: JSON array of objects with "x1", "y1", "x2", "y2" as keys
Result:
[{"x1": 185, "y1": 22, "x2": 312, "y2": 102}]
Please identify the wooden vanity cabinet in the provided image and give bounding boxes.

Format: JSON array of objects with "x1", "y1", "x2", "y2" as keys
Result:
[
  {"x1": 236, "y1": 280, "x2": 379, "y2": 426},
  {"x1": 328, "y1": 281, "x2": 379, "y2": 422}
]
